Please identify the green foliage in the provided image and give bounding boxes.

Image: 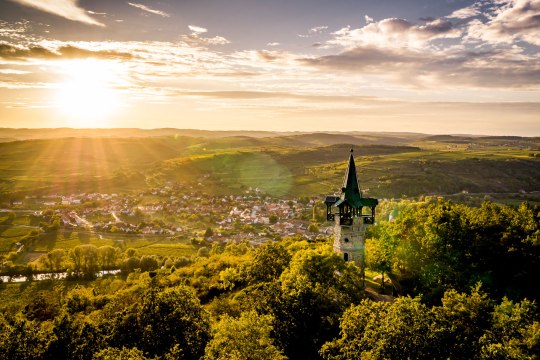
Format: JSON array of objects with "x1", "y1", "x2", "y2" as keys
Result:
[
  {"x1": 218, "y1": 267, "x2": 240, "y2": 290},
  {"x1": 65, "y1": 286, "x2": 94, "y2": 314},
  {"x1": 125, "y1": 248, "x2": 138, "y2": 258},
  {"x1": 198, "y1": 246, "x2": 210, "y2": 258},
  {"x1": 204, "y1": 227, "x2": 214, "y2": 238},
  {"x1": 98, "y1": 246, "x2": 119, "y2": 269},
  {"x1": 22, "y1": 292, "x2": 59, "y2": 321},
  {"x1": 139, "y1": 255, "x2": 158, "y2": 272},
  {"x1": 136, "y1": 286, "x2": 211, "y2": 358},
  {"x1": 431, "y1": 284, "x2": 494, "y2": 359},
  {"x1": 69, "y1": 244, "x2": 99, "y2": 278},
  {"x1": 246, "y1": 242, "x2": 291, "y2": 283},
  {"x1": 94, "y1": 347, "x2": 149, "y2": 360},
  {"x1": 479, "y1": 297, "x2": 540, "y2": 359},
  {"x1": 241, "y1": 245, "x2": 365, "y2": 359},
  {"x1": 204, "y1": 310, "x2": 286, "y2": 360},
  {"x1": 0, "y1": 313, "x2": 51, "y2": 360},
  {"x1": 47, "y1": 248, "x2": 67, "y2": 271},
  {"x1": 1, "y1": 197, "x2": 539, "y2": 360},
  {"x1": 321, "y1": 285, "x2": 540, "y2": 360},
  {"x1": 370, "y1": 199, "x2": 540, "y2": 302},
  {"x1": 307, "y1": 223, "x2": 320, "y2": 233}
]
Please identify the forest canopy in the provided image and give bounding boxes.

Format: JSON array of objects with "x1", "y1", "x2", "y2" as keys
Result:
[{"x1": 0, "y1": 199, "x2": 539, "y2": 359}]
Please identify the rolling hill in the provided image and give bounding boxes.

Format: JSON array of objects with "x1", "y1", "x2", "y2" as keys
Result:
[{"x1": 0, "y1": 129, "x2": 538, "y2": 203}]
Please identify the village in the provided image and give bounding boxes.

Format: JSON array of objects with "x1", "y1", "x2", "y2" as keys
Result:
[{"x1": 6, "y1": 183, "x2": 332, "y2": 249}]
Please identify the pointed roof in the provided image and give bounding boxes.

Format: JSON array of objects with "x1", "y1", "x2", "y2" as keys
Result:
[{"x1": 340, "y1": 149, "x2": 363, "y2": 208}]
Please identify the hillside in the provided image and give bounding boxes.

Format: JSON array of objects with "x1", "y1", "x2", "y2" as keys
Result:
[{"x1": 0, "y1": 130, "x2": 538, "y2": 203}]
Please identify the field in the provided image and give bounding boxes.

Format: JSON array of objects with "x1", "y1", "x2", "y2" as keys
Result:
[{"x1": 0, "y1": 130, "x2": 537, "y2": 202}]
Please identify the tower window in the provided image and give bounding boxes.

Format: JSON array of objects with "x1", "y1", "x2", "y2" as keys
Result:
[
  {"x1": 344, "y1": 253, "x2": 349, "y2": 261},
  {"x1": 344, "y1": 237, "x2": 349, "y2": 243}
]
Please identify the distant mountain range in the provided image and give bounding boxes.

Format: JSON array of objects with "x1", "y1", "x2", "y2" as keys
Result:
[{"x1": 0, "y1": 128, "x2": 538, "y2": 145}]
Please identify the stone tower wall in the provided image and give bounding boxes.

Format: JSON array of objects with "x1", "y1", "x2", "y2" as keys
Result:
[{"x1": 333, "y1": 216, "x2": 367, "y2": 268}]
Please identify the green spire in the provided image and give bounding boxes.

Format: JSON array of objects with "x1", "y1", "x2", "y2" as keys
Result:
[{"x1": 341, "y1": 148, "x2": 363, "y2": 207}]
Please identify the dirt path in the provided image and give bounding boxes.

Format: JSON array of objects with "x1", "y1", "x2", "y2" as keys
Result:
[{"x1": 365, "y1": 286, "x2": 394, "y2": 302}]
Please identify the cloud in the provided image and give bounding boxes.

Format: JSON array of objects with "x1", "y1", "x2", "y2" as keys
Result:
[
  {"x1": 180, "y1": 34, "x2": 230, "y2": 46},
  {"x1": 188, "y1": 25, "x2": 208, "y2": 34},
  {"x1": 56, "y1": 45, "x2": 133, "y2": 60},
  {"x1": 301, "y1": 45, "x2": 422, "y2": 71},
  {"x1": 179, "y1": 25, "x2": 230, "y2": 46},
  {"x1": 257, "y1": 50, "x2": 285, "y2": 62},
  {"x1": 327, "y1": 17, "x2": 461, "y2": 50},
  {"x1": 448, "y1": 6, "x2": 481, "y2": 19},
  {"x1": 8, "y1": 0, "x2": 104, "y2": 26},
  {"x1": 87, "y1": 11, "x2": 107, "y2": 16},
  {"x1": 301, "y1": 43, "x2": 540, "y2": 89},
  {"x1": 309, "y1": 26, "x2": 328, "y2": 34},
  {"x1": 0, "y1": 20, "x2": 39, "y2": 43},
  {"x1": 0, "y1": 69, "x2": 30, "y2": 75},
  {"x1": 0, "y1": 43, "x2": 56, "y2": 59},
  {"x1": 0, "y1": 43, "x2": 133, "y2": 60},
  {"x1": 267, "y1": 42, "x2": 280, "y2": 47},
  {"x1": 465, "y1": 0, "x2": 540, "y2": 45},
  {"x1": 297, "y1": 26, "x2": 329, "y2": 39},
  {"x1": 365, "y1": 15, "x2": 374, "y2": 23},
  {"x1": 127, "y1": 2, "x2": 170, "y2": 18},
  {"x1": 182, "y1": 90, "x2": 379, "y2": 103}
]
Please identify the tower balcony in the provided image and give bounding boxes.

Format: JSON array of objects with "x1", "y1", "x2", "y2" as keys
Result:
[
  {"x1": 334, "y1": 214, "x2": 375, "y2": 226},
  {"x1": 336, "y1": 215, "x2": 375, "y2": 226}
]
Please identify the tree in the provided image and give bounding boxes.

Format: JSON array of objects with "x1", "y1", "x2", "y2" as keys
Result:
[
  {"x1": 23, "y1": 293, "x2": 58, "y2": 321},
  {"x1": 247, "y1": 246, "x2": 365, "y2": 359},
  {"x1": 69, "y1": 245, "x2": 99, "y2": 278},
  {"x1": 366, "y1": 237, "x2": 393, "y2": 292},
  {"x1": 479, "y1": 297, "x2": 540, "y2": 359},
  {"x1": 204, "y1": 311, "x2": 286, "y2": 360},
  {"x1": 247, "y1": 242, "x2": 291, "y2": 283},
  {"x1": 125, "y1": 248, "x2": 138, "y2": 258},
  {"x1": 47, "y1": 249, "x2": 66, "y2": 271},
  {"x1": 94, "y1": 347, "x2": 148, "y2": 360},
  {"x1": 137, "y1": 286, "x2": 211, "y2": 358},
  {"x1": 122, "y1": 257, "x2": 140, "y2": 273},
  {"x1": 269, "y1": 214, "x2": 279, "y2": 224},
  {"x1": 320, "y1": 285, "x2": 537, "y2": 360},
  {"x1": 321, "y1": 297, "x2": 434, "y2": 360},
  {"x1": 307, "y1": 223, "x2": 320, "y2": 233},
  {"x1": 98, "y1": 246, "x2": 118, "y2": 269},
  {"x1": 198, "y1": 247, "x2": 210, "y2": 258},
  {"x1": 204, "y1": 227, "x2": 214, "y2": 238},
  {"x1": 0, "y1": 313, "x2": 50, "y2": 360},
  {"x1": 368, "y1": 199, "x2": 540, "y2": 303},
  {"x1": 139, "y1": 255, "x2": 158, "y2": 272},
  {"x1": 219, "y1": 267, "x2": 240, "y2": 290},
  {"x1": 65, "y1": 286, "x2": 94, "y2": 314},
  {"x1": 431, "y1": 284, "x2": 494, "y2": 359}
]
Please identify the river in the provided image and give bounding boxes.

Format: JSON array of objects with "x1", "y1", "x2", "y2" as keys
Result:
[{"x1": 0, "y1": 269, "x2": 121, "y2": 283}]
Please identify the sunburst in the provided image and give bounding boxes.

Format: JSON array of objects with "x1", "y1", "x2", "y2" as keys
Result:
[{"x1": 54, "y1": 59, "x2": 122, "y2": 127}]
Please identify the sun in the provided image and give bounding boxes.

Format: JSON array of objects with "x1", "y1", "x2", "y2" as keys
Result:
[{"x1": 54, "y1": 59, "x2": 122, "y2": 127}]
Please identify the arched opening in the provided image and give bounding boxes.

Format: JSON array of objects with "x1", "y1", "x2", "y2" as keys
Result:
[
  {"x1": 344, "y1": 237, "x2": 349, "y2": 243},
  {"x1": 344, "y1": 253, "x2": 349, "y2": 261}
]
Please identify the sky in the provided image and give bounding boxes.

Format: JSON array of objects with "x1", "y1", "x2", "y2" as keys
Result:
[{"x1": 0, "y1": 0, "x2": 539, "y2": 135}]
